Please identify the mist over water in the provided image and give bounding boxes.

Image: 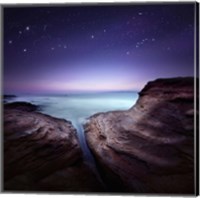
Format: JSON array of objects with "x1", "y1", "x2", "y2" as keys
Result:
[{"x1": 9, "y1": 92, "x2": 138, "y2": 161}]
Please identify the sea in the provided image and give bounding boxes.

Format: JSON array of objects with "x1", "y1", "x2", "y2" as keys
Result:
[{"x1": 6, "y1": 91, "x2": 138, "y2": 163}]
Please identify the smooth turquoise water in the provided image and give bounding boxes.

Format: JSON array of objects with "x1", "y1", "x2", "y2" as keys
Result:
[{"x1": 9, "y1": 92, "x2": 138, "y2": 161}]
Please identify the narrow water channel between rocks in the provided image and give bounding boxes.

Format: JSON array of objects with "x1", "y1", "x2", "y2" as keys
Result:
[
  {"x1": 72, "y1": 119, "x2": 96, "y2": 163},
  {"x1": 9, "y1": 92, "x2": 138, "y2": 185},
  {"x1": 72, "y1": 119, "x2": 106, "y2": 187}
]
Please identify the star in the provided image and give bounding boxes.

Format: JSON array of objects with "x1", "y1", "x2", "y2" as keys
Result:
[
  {"x1": 103, "y1": 29, "x2": 106, "y2": 33},
  {"x1": 138, "y1": 12, "x2": 143, "y2": 16},
  {"x1": 152, "y1": 38, "x2": 156, "y2": 41},
  {"x1": 8, "y1": 40, "x2": 12, "y2": 44},
  {"x1": 23, "y1": 48, "x2": 27, "y2": 52},
  {"x1": 167, "y1": 47, "x2": 171, "y2": 51},
  {"x1": 51, "y1": 47, "x2": 55, "y2": 50},
  {"x1": 26, "y1": 26, "x2": 30, "y2": 31},
  {"x1": 126, "y1": 51, "x2": 130, "y2": 55},
  {"x1": 19, "y1": 31, "x2": 22, "y2": 34},
  {"x1": 91, "y1": 35, "x2": 95, "y2": 39},
  {"x1": 64, "y1": 45, "x2": 67, "y2": 49}
]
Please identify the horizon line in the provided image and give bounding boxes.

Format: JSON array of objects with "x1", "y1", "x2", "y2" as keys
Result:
[{"x1": 4, "y1": 89, "x2": 140, "y2": 96}]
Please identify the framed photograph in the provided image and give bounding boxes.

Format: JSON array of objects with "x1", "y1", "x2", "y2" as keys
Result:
[{"x1": 1, "y1": 1, "x2": 199, "y2": 195}]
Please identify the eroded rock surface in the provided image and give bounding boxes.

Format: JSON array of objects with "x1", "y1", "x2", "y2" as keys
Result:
[
  {"x1": 4, "y1": 103, "x2": 103, "y2": 192},
  {"x1": 84, "y1": 77, "x2": 196, "y2": 194}
]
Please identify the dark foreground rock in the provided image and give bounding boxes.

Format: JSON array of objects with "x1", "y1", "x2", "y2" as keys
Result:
[
  {"x1": 84, "y1": 77, "x2": 196, "y2": 194},
  {"x1": 4, "y1": 102, "x2": 39, "y2": 112},
  {"x1": 4, "y1": 103, "x2": 104, "y2": 192}
]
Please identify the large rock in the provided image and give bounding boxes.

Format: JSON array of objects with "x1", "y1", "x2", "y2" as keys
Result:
[
  {"x1": 4, "y1": 102, "x2": 103, "y2": 192},
  {"x1": 84, "y1": 77, "x2": 196, "y2": 194},
  {"x1": 4, "y1": 101, "x2": 38, "y2": 111}
]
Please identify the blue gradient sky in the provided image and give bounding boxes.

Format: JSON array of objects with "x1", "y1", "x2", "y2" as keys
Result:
[{"x1": 4, "y1": 4, "x2": 195, "y2": 94}]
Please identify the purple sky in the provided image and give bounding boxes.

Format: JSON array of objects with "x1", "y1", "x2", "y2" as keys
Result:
[{"x1": 4, "y1": 3, "x2": 195, "y2": 94}]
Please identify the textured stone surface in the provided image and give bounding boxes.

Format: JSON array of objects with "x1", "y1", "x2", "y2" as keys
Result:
[
  {"x1": 4, "y1": 103, "x2": 103, "y2": 192},
  {"x1": 84, "y1": 77, "x2": 196, "y2": 194}
]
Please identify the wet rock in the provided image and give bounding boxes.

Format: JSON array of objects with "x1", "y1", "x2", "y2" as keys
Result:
[
  {"x1": 84, "y1": 77, "x2": 196, "y2": 194},
  {"x1": 4, "y1": 103, "x2": 104, "y2": 192}
]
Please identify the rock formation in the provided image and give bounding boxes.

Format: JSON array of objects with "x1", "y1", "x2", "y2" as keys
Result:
[
  {"x1": 84, "y1": 77, "x2": 196, "y2": 194},
  {"x1": 4, "y1": 102, "x2": 103, "y2": 192},
  {"x1": 3, "y1": 95, "x2": 16, "y2": 103},
  {"x1": 4, "y1": 101, "x2": 38, "y2": 111}
]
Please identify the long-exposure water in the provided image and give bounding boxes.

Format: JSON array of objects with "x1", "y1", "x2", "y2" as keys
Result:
[{"x1": 9, "y1": 92, "x2": 138, "y2": 163}]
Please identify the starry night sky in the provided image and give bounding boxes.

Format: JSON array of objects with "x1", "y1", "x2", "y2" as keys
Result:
[{"x1": 4, "y1": 3, "x2": 195, "y2": 94}]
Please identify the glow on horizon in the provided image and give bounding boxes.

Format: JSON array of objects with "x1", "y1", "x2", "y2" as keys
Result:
[
  {"x1": 5, "y1": 80, "x2": 143, "y2": 94},
  {"x1": 5, "y1": 63, "x2": 145, "y2": 93}
]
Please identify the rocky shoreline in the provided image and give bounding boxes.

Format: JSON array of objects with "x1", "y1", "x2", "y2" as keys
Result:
[
  {"x1": 3, "y1": 77, "x2": 196, "y2": 194},
  {"x1": 84, "y1": 77, "x2": 196, "y2": 194},
  {"x1": 4, "y1": 102, "x2": 104, "y2": 192}
]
